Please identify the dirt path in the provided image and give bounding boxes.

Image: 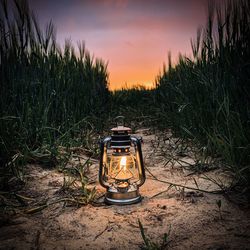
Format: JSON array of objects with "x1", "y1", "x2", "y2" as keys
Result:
[{"x1": 1, "y1": 129, "x2": 250, "y2": 250}]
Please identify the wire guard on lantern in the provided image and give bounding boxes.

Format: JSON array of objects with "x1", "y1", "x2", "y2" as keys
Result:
[{"x1": 99, "y1": 119, "x2": 146, "y2": 205}]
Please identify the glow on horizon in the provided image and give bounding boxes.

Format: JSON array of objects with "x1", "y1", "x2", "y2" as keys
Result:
[{"x1": 30, "y1": 0, "x2": 208, "y2": 90}]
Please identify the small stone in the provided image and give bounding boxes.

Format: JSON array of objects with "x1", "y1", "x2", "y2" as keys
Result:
[{"x1": 157, "y1": 215, "x2": 163, "y2": 221}]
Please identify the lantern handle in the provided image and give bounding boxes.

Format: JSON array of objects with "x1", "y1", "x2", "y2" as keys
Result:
[
  {"x1": 131, "y1": 136, "x2": 146, "y2": 187},
  {"x1": 99, "y1": 136, "x2": 111, "y2": 188},
  {"x1": 114, "y1": 116, "x2": 125, "y2": 127}
]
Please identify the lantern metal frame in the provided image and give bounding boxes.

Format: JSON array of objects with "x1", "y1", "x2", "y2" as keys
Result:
[{"x1": 99, "y1": 125, "x2": 146, "y2": 205}]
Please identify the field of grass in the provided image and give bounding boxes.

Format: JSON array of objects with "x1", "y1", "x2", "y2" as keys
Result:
[
  {"x1": 157, "y1": 0, "x2": 250, "y2": 188},
  {"x1": 0, "y1": 0, "x2": 250, "y2": 197},
  {"x1": 0, "y1": 0, "x2": 109, "y2": 187}
]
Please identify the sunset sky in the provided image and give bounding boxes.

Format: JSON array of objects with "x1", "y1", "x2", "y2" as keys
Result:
[{"x1": 30, "y1": 0, "x2": 209, "y2": 90}]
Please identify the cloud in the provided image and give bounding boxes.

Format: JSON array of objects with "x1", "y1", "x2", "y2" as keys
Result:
[
  {"x1": 29, "y1": 0, "x2": 211, "y2": 89},
  {"x1": 30, "y1": 0, "x2": 208, "y2": 40}
]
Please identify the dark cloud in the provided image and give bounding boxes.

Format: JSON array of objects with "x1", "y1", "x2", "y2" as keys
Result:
[{"x1": 30, "y1": 0, "x2": 207, "y2": 31}]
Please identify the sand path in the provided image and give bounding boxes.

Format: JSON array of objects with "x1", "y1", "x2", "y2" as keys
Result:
[{"x1": 1, "y1": 129, "x2": 250, "y2": 249}]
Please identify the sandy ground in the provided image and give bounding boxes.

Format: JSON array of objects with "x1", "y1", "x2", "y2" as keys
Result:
[{"x1": 1, "y1": 129, "x2": 250, "y2": 250}]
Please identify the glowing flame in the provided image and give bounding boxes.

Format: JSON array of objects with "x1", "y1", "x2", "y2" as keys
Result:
[{"x1": 120, "y1": 156, "x2": 127, "y2": 169}]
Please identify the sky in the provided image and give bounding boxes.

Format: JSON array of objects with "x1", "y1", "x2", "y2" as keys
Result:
[{"x1": 29, "y1": 0, "x2": 209, "y2": 90}]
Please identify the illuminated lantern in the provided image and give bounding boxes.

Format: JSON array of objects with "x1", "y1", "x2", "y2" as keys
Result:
[{"x1": 99, "y1": 122, "x2": 146, "y2": 205}]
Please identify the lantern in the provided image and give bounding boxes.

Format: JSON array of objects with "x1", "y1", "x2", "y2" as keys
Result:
[{"x1": 99, "y1": 122, "x2": 146, "y2": 205}]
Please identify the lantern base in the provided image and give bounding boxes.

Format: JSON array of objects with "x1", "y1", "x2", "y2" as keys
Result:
[{"x1": 105, "y1": 189, "x2": 142, "y2": 205}]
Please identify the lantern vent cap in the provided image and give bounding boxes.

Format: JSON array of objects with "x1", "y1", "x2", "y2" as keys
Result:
[{"x1": 111, "y1": 126, "x2": 131, "y2": 134}]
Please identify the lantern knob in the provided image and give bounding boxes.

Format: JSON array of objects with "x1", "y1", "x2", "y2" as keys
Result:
[
  {"x1": 111, "y1": 116, "x2": 131, "y2": 134},
  {"x1": 114, "y1": 115, "x2": 125, "y2": 127}
]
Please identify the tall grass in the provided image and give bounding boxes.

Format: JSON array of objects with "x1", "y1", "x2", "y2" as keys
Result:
[
  {"x1": 155, "y1": 0, "x2": 250, "y2": 186},
  {"x1": 111, "y1": 85, "x2": 155, "y2": 127},
  {"x1": 0, "y1": 0, "x2": 109, "y2": 177}
]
